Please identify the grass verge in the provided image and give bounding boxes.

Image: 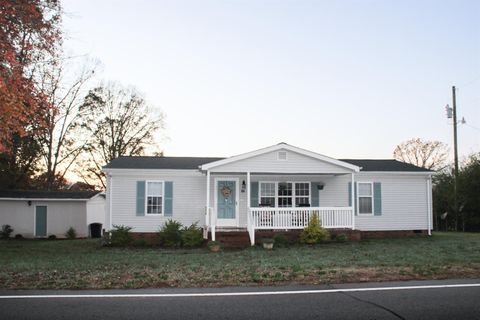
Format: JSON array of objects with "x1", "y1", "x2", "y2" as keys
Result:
[{"x1": 0, "y1": 232, "x2": 479, "y2": 289}]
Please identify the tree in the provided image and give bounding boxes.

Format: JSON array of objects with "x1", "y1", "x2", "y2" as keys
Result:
[
  {"x1": 76, "y1": 83, "x2": 164, "y2": 188},
  {"x1": 393, "y1": 138, "x2": 449, "y2": 170},
  {"x1": 35, "y1": 58, "x2": 96, "y2": 190},
  {"x1": 0, "y1": 132, "x2": 42, "y2": 189},
  {"x1": 433, "y1": 153, "x2": 480, "y2": 232},
  {"x1": 0, "y1": 0, "x2": 62, "y2": 152}
]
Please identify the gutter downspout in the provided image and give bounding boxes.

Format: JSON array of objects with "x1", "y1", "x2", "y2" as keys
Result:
[
  {"x1": 108, "y1": 174, "x2": 113, "y2": 231},
  {"x1": 427, "y1": 176, "x2": 432, "y2": 236}
]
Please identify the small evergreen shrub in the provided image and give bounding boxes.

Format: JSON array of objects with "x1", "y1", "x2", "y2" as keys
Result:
[
  {"x1": 335, "y1": 233, "x2": 348, "y2": 243},
  {"x1": 181, "y1": 222, "x2": 204, "y2": 248},
  {"x1": 300, "y1": 214, "x2": 330, "y2": 244},
  {"x1": 48, "y1": 234, "x2": 57, "y2": 240},
  {"x1": 65, "y1": 227, "x2": 77, "y2": 239},
  {"x1": 0, "y1": 224, "x2": 14, "y2": 239},
  {"x1": 273, "y1": 234, "x2": 289, "y2": 247},
  {"x1": 159, "y1": 220, "x2": 183, "y2": 247},
  {"x1": 14, "y1": 234, "x2": 23, "y2": 239},
  {"x1": 110, "y1": 225, "x2": 133, "y2": 247}
]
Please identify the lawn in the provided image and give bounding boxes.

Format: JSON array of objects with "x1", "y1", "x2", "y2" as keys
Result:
[{"x1": 0, "y1": 232, "x2": 479, "y2": 289}]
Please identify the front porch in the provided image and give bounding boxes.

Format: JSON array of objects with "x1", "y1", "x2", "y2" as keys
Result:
[
  {"x1": 206, "y1": 206, "x2": 355, "y2": 246},
  {"x1": 200, "y1": 143, "x2": 361, "y2": 246}
]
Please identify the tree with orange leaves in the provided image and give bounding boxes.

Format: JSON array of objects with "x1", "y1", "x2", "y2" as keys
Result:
[{"x1": 0, "y1": 0, "x2": 62, "y2": 153}]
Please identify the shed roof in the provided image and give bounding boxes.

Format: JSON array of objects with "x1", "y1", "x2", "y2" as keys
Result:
[{"x1": 0, "y1": 190, "x2": 101, "y2": 200}]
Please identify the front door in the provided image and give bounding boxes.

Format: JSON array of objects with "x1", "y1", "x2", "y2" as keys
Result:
[
  {"x1": 216, "y1": 180, "x2": 238, "y2": 227},
  {"x1": 35, "y1": 205, "x2": 47, "y2": 237}
]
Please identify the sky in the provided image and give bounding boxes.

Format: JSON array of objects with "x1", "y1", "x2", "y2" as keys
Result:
[{"x1": 62, "y1": 0, "x2": 480, "y2": 161}]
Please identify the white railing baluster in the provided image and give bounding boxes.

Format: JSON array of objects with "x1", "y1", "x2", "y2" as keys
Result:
[{"x1": 248, "y1": 207, "x2": 354, "y2": 230}]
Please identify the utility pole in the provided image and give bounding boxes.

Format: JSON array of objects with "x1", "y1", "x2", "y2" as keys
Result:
[{"x1": 452, "y1": 86, "x2": 459, "y2": 231}]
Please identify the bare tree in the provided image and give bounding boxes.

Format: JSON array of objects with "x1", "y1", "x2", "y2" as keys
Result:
[
  {"x1": 76, "y1": 83, "x2": 164, "y2": 188},
  {"x1": 393, "y1": 138, "x2": 449, "y2": 170},
  {"x1": 35, "y1": 58, "x2": 97, "y2": 190}
]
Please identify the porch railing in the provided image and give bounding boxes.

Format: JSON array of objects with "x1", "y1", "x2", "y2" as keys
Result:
[{"x1": 248, "y1": 207, "x2": 354, "y2": 245}]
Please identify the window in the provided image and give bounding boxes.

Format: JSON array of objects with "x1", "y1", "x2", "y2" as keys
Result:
[
  {"x1": 295, "y1": 183, "x2": 310, "y2": 207},
  {"x1": 258, "y1": 181, "x2": 311, "y2": 208},
  {"x1": 358, "y1": 182, "x2": 373, "y2": 214},
  {"x1": 260, "y1": 182, "x2": 275, "y2": 207},
  {"x1": 277, "y1": 151, "x2": 287, "y2": 160},
  {"x1": 147, "y1": 181, "x2": 163, "y2": 214},
  {"x1": 278, "y1": 182, "x2": 292, "y2": 207}
]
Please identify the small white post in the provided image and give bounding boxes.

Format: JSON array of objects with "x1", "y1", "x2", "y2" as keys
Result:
[
  {"x1": 427, "y1": 177, "x2": 432, "y2": 236},
  {"x1": 351, "y1": 173, "x2": 355, "y2": 230}
]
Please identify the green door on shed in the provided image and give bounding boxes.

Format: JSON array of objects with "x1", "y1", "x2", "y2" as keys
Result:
[
  {"x1": 217, "y1": 180, "x2": 236, "y2": 219},
  {"x1": 35, "y1": 206, "x2": 47, "y2": 237}
]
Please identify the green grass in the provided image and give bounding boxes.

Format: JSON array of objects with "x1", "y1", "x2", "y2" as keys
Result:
[{"x1": 1, "y1": 232, "x2": 479, "y2": 289}]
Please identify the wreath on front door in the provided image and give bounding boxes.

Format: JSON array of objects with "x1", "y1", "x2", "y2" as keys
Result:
[{"x1": 221, "y1": 186, "x2": 232, "y2": 199}]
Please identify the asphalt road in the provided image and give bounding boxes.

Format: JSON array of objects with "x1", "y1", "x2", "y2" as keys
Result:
[{"x1": 1, "y1": 279, "x2": 479, "y2": 320}]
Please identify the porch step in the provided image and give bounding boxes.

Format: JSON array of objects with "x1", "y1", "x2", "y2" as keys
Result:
[{"x1": 208, "y1": 231, "x2": 250, "y2": 248}]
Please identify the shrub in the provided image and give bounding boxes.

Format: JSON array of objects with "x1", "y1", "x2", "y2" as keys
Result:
[
  {"x1": 181, "y1": 222, "x2": 204, "y2": 248},
  {"x1": 300, "y1": 214, "x2": 330, "y2": 244},
  {"x1": 0, "y1": 224, "x2": 14, "y2": 239},
  {"x1": 65, "y1": 227, "x2": 77, "y2": 240},
  {"x1": 159, "y1": 220, "x2": 183, "y2": 248},
  {"x1": 273, "y1": 234, "x2": 289, "y2": 247},
  {"x1": 335, "y1": 233, "x2": 348, "y2": 243},
  {"x1": 14, "y1": 234, "x2": 23, "y2": 239},
  {"x1": 110, "y1": 225, "x2": 133, "y2": 247},
  {"x1": 48, "y1": 234, "x2": 57, "y2": 240}
]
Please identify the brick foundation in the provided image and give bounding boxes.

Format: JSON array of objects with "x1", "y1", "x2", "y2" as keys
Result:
[
  {"x1": 360, "y1": 230, "x2": 429, "y2": 239},
  {"x1": 130, "y1": 232, "x2": 161, "y2": 246},
  {"x1": 130, "y1": 229, "x2": 428, "y2": 247}
]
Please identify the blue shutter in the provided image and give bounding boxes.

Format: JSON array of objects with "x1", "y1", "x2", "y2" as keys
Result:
[
  {"x1": 136, "y1": 181, "x2": 146, "y2": 216},
  {"x1": 311, "y1": 182, "x2": 320, "y2": 207},
  {"x1": 250, "y1": 182, "x2": 259, "y2": 207},
  {"x1": 373, "y1": 182, "x2": 382, "y2": 216},
  {"x1": 348, "y1": 182, "x2": 358, "y2": 215},
  {"x1": 164, "y1": 181, "x2": 173, "y2": 216}
]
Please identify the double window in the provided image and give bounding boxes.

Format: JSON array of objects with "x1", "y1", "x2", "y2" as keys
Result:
[
  {"x1": 146, "y1": 181, "x2": 163, "y2": 214},
  {"x1": 358, "y1": 182, "x2": 373, "y2": 214},
  {"x1": 259, "y1": 182, "x2": 310, "y2": 207}
]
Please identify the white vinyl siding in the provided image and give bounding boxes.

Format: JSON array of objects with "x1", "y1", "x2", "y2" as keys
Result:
[
  {"x1": 110, "y1": 170, "x2": 206, "y2": 232},
  {"x1": 106, "y1": 170, "x2": 431, "y2": 233},
  {"x1": 209, "y1": 149, "x2": 353, "y2": 174}
]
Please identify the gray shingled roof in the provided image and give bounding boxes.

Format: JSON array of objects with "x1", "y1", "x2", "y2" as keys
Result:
[
  {"x1": 0, "y1": 190, "x2": 101, "y2": 199},
  {"x1": 104, "y1": 156, "x2": 431, "y2": 172},
  {"x1": 340, "y1": 159, "x2": 432, "y2": 172}
]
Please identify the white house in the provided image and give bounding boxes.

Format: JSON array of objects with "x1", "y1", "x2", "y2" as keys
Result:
[
  {"x1": 103, "y1": 143, "x2": 434, "y2": 245},
  {"x1": 0, "y1": 190, "x2": 105, "y2": 238}
]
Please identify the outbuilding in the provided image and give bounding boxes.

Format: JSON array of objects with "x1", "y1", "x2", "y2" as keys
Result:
[{"x1": 0, "y1": 190, "x2": 105, "y2": 238}]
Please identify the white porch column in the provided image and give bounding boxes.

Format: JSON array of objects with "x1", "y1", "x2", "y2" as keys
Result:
[
  {"x1": 351, "y1": 172, "x2": 355, "y2": 230},
  {"x1": 206, "y1": 171, "x2": 212, "y2": 240},
  {"x1": 246, "y1": 172, "x2": 251, "y2": 211}
]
